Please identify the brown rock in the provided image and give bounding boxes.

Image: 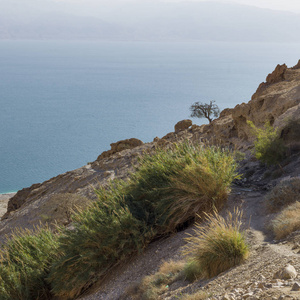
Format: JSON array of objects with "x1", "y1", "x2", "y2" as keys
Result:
[
  {"x1": 251, "y1": 64, "x2": 287, "y2": 100},
  {"x1": 266, "y1": 64, "x2": 287, "y2": 85},
  {"x1": 174, "y1": 119, "x2": 192, "y2": 132},
  {"x1": 292, "y1": 59, "x2": 300, "y2": 69},
  {"x1": 110, "y1": 138, "x2": 143, "y2": 152},
  {"x1": 97, "y1": 138, "x2": 143, "y2": 160}
]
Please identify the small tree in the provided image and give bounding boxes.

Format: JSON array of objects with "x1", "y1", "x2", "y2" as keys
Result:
[{"x1": 190, "y1": 100, "x2": 220, "y2": 123}]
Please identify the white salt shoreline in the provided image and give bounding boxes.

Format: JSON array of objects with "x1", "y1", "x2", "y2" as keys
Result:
[{"x1": 0, "y1": 193, "x2": 16, "y2": 218}]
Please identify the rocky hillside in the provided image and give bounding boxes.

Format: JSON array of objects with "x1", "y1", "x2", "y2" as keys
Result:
[{"x1": 0, "y1": 60, "x2": 300, "y2": 299}]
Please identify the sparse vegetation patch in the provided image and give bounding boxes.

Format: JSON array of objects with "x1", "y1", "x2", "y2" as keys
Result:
[
  {"x1": 247, "y1": 120, "x2": 287, "y2": 165},
  {"x1": 265, "y1": 177, "x2": 300, "y2": 212},
  {"x1": 271, "y1": 201, "x2": 300, "y2": 240},
  {"x1": 126, "y1": 260, "x2": 185, "y2": 300}
]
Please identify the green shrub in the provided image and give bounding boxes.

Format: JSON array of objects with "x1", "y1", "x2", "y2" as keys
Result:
[
  {"x1": 265, "y1": 177, "x2": 300, "y2": 212},
  {"x1": 183, "y1": 209, "x2": 249, "y2": 278},
  {"x1": 0, "y1": 227, "x2": 59, "y2": 300},
  {"x1": 247, "y1": 120, "x2": 286, "y2": 165},
  {"x1": 271, "y1": 201, "x2": 300, "y2": 239},
  {"x1": 125, "y1": 143, "x2": 240, "y2": 233},
  {"x1": 48, "y1": 189, "x2": 150, "y2": 300}
]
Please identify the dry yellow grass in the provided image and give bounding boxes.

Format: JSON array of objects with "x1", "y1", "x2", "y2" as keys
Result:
[
  {"x1": 265, "y1": 177, "x2": 300, "y2": 212},
  {"x1": 183, "y1": 209, "x2": 249, "y2": 278},
  {"x1": 126, "y1": 260, "x2": 185, "y2": 300},
  {"x1": 180, "y1": 291, "x2": 210, "y2": 300},
  {"x1": 271, "y1": 201, "x2": 300, "y2": 240}
]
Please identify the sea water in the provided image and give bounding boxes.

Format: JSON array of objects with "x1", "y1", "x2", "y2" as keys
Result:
[{"x1": 0, "y1": 40, "x2": 299, "y2": 194}]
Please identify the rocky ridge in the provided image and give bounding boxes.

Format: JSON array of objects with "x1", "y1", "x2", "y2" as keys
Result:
[{"x1": 0, "y1": 60, "x2": 300, "y2": 299}]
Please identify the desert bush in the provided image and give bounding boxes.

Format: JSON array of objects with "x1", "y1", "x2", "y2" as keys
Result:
[
  {"x1": 265, "y1": 177, "x2": 300, "y2": 212},
  {"x1": 183, "y1": 209, "x2": 249, "y2": 278},
  {"x1": 271, "y1": 201, "x2": 300, "y2": 239},
  {"x1": 0, "y1": 227, "x2": 59, "y2": 300},
  {"x1": 127, "y1": 260, "x2": 185, "y2": 300},
  {"x1": 126, "y1": 143, "x2": 240, "y2": 233},
  {"x1": 48, "y1": 188, "x2": 150, "y2": 299},
  {"x1": 247, "y1": 120, "x2": 286, "y2": 165}
]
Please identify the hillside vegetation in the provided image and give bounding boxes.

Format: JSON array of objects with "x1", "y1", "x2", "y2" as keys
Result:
[{"x1": 0, "y1": 143, "x2": 240, "y2": 299}]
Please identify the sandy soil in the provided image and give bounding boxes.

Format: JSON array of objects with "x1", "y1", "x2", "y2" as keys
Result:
[{"x1": 0, "y1": 193, "x2": 15, "y2": 218}]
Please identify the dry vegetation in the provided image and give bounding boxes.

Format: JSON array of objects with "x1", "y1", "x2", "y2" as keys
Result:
[
  {"x1": 265, "y1": 177, "x2": 300, "y2": 212},
  {"x1": 183, "y1": 209, "x2": 249, "y2": 279},
  {"x1": 271, "y1": 201, "x2": 300, "y2": 240},
  {"x1": 126, "y1": 260, "x2": 185, "y2": 300}
]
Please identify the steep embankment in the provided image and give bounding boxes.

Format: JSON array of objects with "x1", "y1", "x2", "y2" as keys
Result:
[{"x1": 0, "y1": 60, "x2": 300, "y2": 299}]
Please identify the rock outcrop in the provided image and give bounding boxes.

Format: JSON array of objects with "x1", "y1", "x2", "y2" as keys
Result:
[
  {"x1": 96, "y1": 138, "x2": 143, "y2": 160},
  {"x1": 174, "y1": 119, "x2": 192, "y2": 132}
]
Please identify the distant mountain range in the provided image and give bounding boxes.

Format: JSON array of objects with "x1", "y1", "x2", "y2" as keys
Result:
[{"x1": 0, "y1": 0, "x2": 299, "y2": 42}]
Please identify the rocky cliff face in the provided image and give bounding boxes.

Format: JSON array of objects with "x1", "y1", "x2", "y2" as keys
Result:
[{"x1": 1, "y1": 61, "x2": 300, "y2": 243}]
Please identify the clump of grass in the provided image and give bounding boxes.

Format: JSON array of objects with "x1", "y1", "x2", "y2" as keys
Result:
[
  {"x1": 271, "y1": 201, "x2": 300, "y2": 240},
  {"x1": 167, "y1": 147, "x2": 239, "y2": 231},
  {"x1": 126, "y1": 143, "x2": 240, "y2": 233},
  {"x1": 0, "y1": 226, "x2": 59, "y2": 300},
  {"x1": 127, "y1": 260, "x2": 185, "y2": 300},
  {"x1": 48, "y1": 188, "x2": 150, "y2": 300},
  {"x1": 265, "y1": 177, "x2": 300, "y2": 212},
  {"x1": 183, "y1": 209, "x2": 249, "y2": 278},
  {"x1": 247, "y1": 120, "x2": 286, "y2": 165}
]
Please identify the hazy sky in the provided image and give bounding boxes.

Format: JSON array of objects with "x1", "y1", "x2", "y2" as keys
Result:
[{"x1": 56, "y1": 0, "x2": 300, "y2": 13}]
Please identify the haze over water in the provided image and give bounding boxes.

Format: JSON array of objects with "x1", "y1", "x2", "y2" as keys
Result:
[{"x1": 0, "y1": 40, "x2": 299, "y2": 194}]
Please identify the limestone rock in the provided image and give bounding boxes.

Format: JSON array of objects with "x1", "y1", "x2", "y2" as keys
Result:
[
  {"x1": 252, "y1": 64, "x2": 287, "y2": 100},
  {"x1": 174, "y1": 119, "x2": 192, "y2": 132},
  {"x1": 266, "y1": 64, "x2": 288, "y2": 85},
  {"x1": 273, "y1": 264, "x2": 297, "y2": 280},
  {"x1": 292, "y1": 59, "x2": 300, "y2": 69},
  {"x1": 97, "y1": 138, "x2": 143, "y2": 159}
]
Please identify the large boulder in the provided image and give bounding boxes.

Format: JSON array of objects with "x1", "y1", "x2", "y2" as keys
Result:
[
  {"x1": 97, "y1": 138, "x2": 143, "y2": 159},
  {"x1": 174, "y1": 119, "x2": 192, "y2": 132}
]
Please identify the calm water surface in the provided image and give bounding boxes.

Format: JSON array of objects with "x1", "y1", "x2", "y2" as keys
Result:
[{"x1": 0, "y1": 40, "x2": 299, "y2": 193}]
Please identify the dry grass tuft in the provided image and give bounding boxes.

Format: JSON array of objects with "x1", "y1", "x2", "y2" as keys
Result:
[
  {"x1": 271, "y1": 201, "x2": 300, "y2": 240},
  {"x1": 126, "y1": 260, "x2": 185, "y2": 300},
  {"x1": 183, "y1": 209, "x2": 249, "y2": 278},
  {"x1": 265, "y1": 177, "x2": 300, "y2": 212}
]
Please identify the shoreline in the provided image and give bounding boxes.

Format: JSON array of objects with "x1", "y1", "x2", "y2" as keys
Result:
[
  {"x1": 0, "y1": 193, "x2": 15, "y2": 218},
  {"x1": 0, "y1": 192, "x2": 17, "y2": 196}
]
